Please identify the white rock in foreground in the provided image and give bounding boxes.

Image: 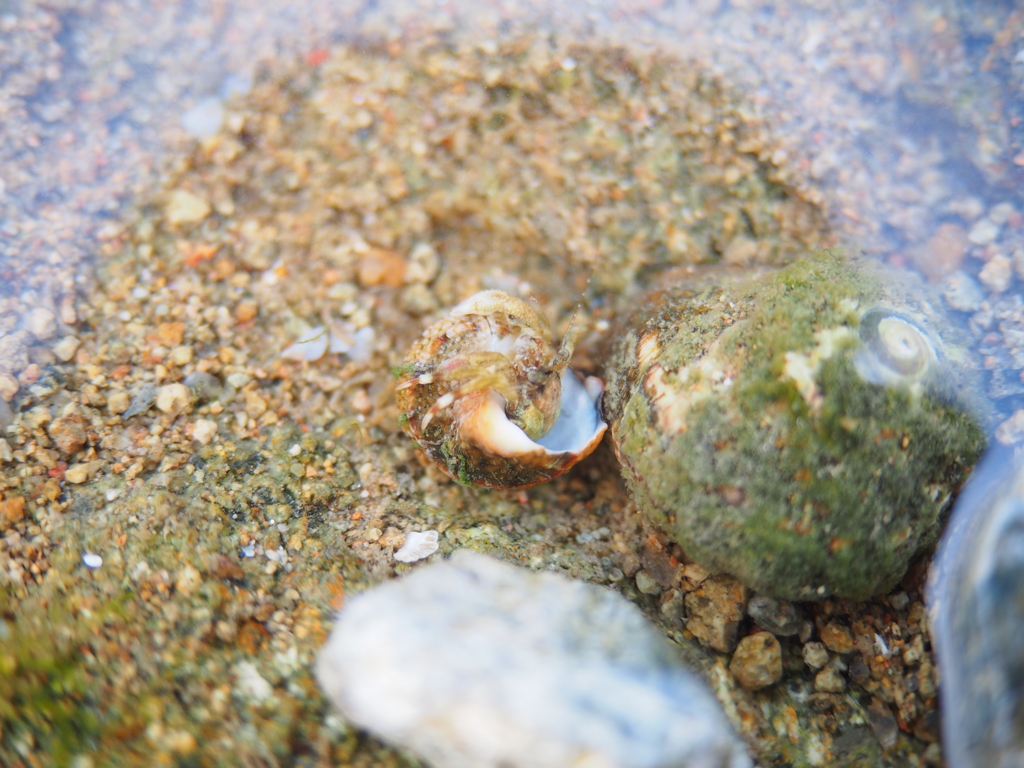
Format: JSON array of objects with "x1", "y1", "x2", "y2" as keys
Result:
[{"x1": 316, "y1": 550, "x2": 751, "y2": 768}]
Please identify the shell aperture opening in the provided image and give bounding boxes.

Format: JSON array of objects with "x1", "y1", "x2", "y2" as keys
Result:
[
  {"x1": 465, "y1": 392, "x2": 547, "y2": 457},
  {"x1": 535, "y1": 371, "x2": 607, "y2": 454},
  {"x1": 465, "y1": 370, "x2": 606, "y2": 458},
  {"x1": 396, "y1": 289, "x2": 608, "y2": 488}
]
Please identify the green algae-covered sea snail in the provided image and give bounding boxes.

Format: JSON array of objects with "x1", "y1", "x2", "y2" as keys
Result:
[
  {"x1": 396, "y1": 290, "x2": 607, "y2": 489},
  {"x1": 602, "y1": 253, "x2": 989, "y2": 600}
]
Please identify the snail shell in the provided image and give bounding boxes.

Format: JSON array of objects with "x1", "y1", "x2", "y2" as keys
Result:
[
  {"x1": 397, "y1": 290, "x2": 607, "y2": 489},
  {"x1": 603, "y1": 253, "x2": 988, "y2": 600},
  {"x1": 854, "y1": 308, "x2": 938, "y2": 387}
]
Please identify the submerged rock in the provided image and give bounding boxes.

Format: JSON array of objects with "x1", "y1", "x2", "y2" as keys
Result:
[
  {"x1": 747, "y1": 595, "x2": 805, "y2": 636},
  {"x1": 316, "y1": 550, "x2": 751, "y2": 768},
  {"x1": 604, "y1": 253, "x2": 988, "y2": 599},
  {"x1": 929, "y1": 447, "x2": 1024, "y2": 768}
]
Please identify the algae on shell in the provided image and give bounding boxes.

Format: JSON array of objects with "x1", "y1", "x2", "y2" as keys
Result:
[{"x1": 604, "y1": 253, "x2": 989, "y2": 600}]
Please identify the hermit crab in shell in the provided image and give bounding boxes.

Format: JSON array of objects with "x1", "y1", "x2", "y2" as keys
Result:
[{"x1": 396, "y1": 290, "x2": 607, "y2": 488}]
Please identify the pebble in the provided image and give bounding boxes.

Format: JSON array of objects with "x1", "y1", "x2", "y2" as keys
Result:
[
  {"x1": 848, "y1": 655, "x2": 871, "y2": 685},
  {"x1": 968, "y1": 218, "x2": 1001, "y2": 246},
  {"x1": 180, "y1": 96, "x2": 225, "y2": 139},
  {"x1": 635, "y1": 569, "x2": 662, "y2": 595},
  {"x1": 175, "y1": 564, "x2": 203, "y2": 596},
  {"x1": 888, "y1": 591, "x2": 910, "y2": 611},
  {"x1": 971, "y1": 305, "x2": 994, "y2": 332},
  {"x1": 122, "y1": 383, "x2": 158, "y2": 418},
  {"x1": 48, "y1": 414, "x2": 89, "y2": 455},
  {"x1": 814, "y1": 658, "x2": 847, "y2": 693},
  {"x1": 866, "y1": 700, "x2": 899, "y2": 748},
  {"x1": 684, "y1": 575, "x2": 749, "y2": 653},
  {"x1": 393, "y1": 530, "x2": 439, "y2": 563},
  {"x1": 156, "y1": 383, "x2": 191, "y2": 414},
  {"x1": 404, "y1": 243, "x2": 440, "y2": 284},
  {"x1": 243, "y1": 390, "x2": 267, "y2": 419},
  {"x1": 183, "y1": 371, "x2": 222, "y2": 402},
  {"x1": 399, "y1": 284, "x2": 439, "y2": 316},
  {"x1": 24, "y1": 306, "x2": 56, "y2": 341},
  {"x1": 802, "y1": 642, "x2": 829, "y2": 670},
  {"x1": 747, "y1": 595, "x2": 804, "y2": 636},
  {"x1": 1013, "y1": 248, "x2": 1024, "y2": 281},
  {"x1": 0, "y1": 400, "x2": 13, "y2": 432},
  {"x1": 914, "y1": 223, "x2": 968, "y2": 282},
  {"x1": 819, "y1": 620, "x2": 855, "y2": 654},
  {"x1": 357, "y1": 247, "x2": 406, "y2": 288},
  {"x1": 0, "y1": 371, "x2": 19, "y2": 402},
  {"x1": 0, "y1": 495, "x2": 26, "y2": 529},
  {"x1": 988, "y1": 202, "x2": 1016, "y2": 225},
  {"x1": 64, "y1": 463, "x2": 91, "y2": 484},
  {"x1": 167, "y1": 345, "x2": 193, "y2": 366},
  {"x1": 729, "y1": 631, "x2": 782, "y2": 690},
  {"x1": 165, "y1": 190, "x2": 211, "y2": 225},
  {"x1": 722, "y1": 236, "x2": 758, "y2": 265},
  {"x1": 943, "y1": 271, "x2": 985, "y2": 312},
  {"x1": 106, "y1": 391, "x2": 131, "y2": 415},
  {"x1": 192, "y1": 418, "x2": 218, "y2": 446},
  {"x1": 978, "y1": 254, "x2": 1013, "y2": 293},
  {"x1": 52, "y1": 335, "x2": 80, "y2": 362},
  {"x1": 947, "y1": 196, "x2": 986, "y2": 222},
  {"x1": 226, "y1": 372, "x2": 251, "y2": 388},
  {"x1": 316, "y1": 551, "x2": 752, "y2": 768},
  {"x1": 995, "y1": 410, "x2": 1024, "y2": 445}
]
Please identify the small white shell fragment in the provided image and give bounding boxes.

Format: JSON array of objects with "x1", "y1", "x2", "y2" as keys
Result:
[
  {"x1": 346, "y1": 326, "x2": 376, "y2": 362},
  {"x1": 282, "y1": 323, "x2": 375, "y2": 363},
  {"x1": 874, "y1": 632, "x2": 890, "y2": 658},
  {"x1": 281, "y1": 326, "x2": 329, "y2": 362},
  {"x1": 83, "y1": 553, "x2": 103, "y2": 569},
  {"x1": 394, "y1": 530, "x2": 439, "y2": 563},
  {"x1": 327, "y1": 321, "x2": 356, "y2": 354}
]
